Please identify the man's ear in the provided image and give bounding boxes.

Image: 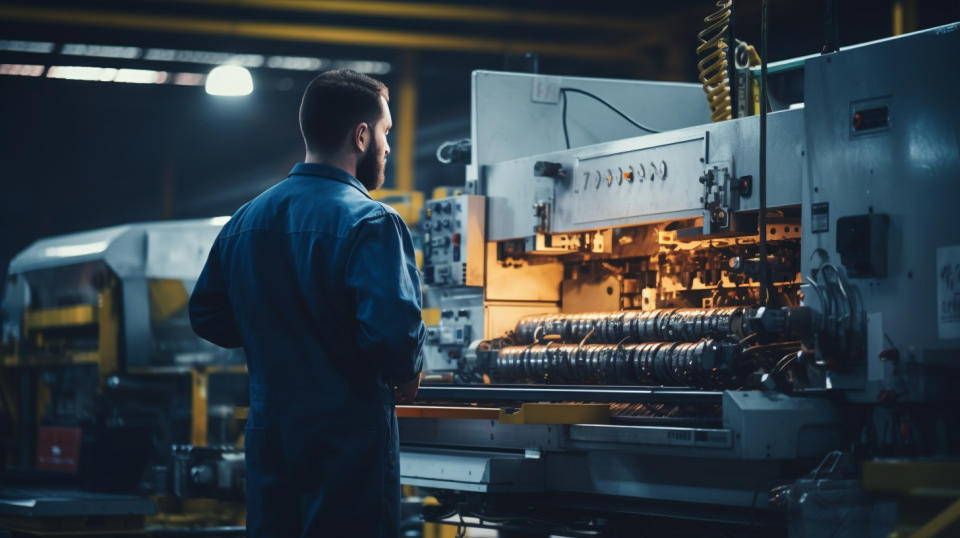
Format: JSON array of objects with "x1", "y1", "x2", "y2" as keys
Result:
[{"x1": 353, "y1": 122, "x2": 370, "y2": 152}]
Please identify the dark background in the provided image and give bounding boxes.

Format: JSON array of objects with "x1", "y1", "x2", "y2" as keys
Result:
[{"x1": 1, "y1": 0, "x2": 958, "y2": 288}]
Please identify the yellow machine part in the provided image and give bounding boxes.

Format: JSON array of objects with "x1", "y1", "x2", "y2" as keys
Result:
[
  {"x1": 431, "y1": 186, "x2": 464, "y2": 200},
  {"x1": 25, "y1": 304, "x2": 96, "y2": 329},
  {"x1": 422, "y1": 496, "x2": 459, "y2": 538},
  {"x1": 862, "y1": 460, "x2": 960, "y2": 538},
  {"x1": 498, "y1": 403, "x2": 610, "y2": 424},
  {"x1": 14, "y1": 286, "x2": 118, "y2": 380},
  {"x1": 422, "y1": 308, "x2": 441, "y2": 327},
  {"x1": 149, "y1": 278, "x2": 189, "y2": 322},
  {"x1": 149, "y1": 498, "x2": 245, "y2": 529}
]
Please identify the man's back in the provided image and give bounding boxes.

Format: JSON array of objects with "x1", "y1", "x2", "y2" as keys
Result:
[{"x1": 190, "y1": 162, "x2": 424, "y2": 537}]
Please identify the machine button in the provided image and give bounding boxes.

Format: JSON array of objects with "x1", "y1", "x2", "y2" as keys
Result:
[
  {"x1": 658, "y1": 160, "x2": 668, "y2": 179},
  {"x1": 624, "y1": 167, "x2": 633, "y2": 182},
  {"x1": 617, "y1": 167, "x2": 624, "y2": 185},
  {"x1": 606, "y1": 169, "x2": 614, "y2": 186},
  {"x1": 534, "y1": 161, "x2": 564, "y2": 178},
  {"x1": 636, "y1": 163, "x2": 645, "y2": 181},
  {"x1": 595, "y1": 170, "x2": 602, "y2": 189}
]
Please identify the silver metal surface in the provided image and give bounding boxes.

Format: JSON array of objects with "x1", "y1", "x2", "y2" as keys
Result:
[
  {"x1": 722, "y1": 391, "x2": 841, "y2": 460},
  {"x1": 399, "y1": 417, "x2": 564, "y2": 452},
  {"x1": 545, "y1": 452, "x2": 779, "y2": 507},
  {"x1": 569, "y1": 424, "x2": 733, "y2": 450},
  {"x1": 8, "y1": 218, "x2": 224, "y2": 279},
  {"x1": 467, "y1": 70, "x2": 711, "y2": 187},
  {"x1": 800, "y1": 23, "x2": 960, "y2": 401},
  {"x1": 481, "y1": 109, "x2": 805, "y2": 240},
  {"x1": 400, "y1": 448, "x2": 543, "y2": 492}
]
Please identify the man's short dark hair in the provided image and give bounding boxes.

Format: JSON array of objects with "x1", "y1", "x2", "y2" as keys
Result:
[{"x1": 299, "y1": 69, "x2": 389, "y2": 155}]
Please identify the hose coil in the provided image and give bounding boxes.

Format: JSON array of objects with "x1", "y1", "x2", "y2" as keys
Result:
[{"x1": 697, "y1": 0, "x2": 734, "y2": 122}]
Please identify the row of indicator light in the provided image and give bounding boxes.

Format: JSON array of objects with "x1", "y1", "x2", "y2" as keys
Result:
[{"x1": 583, "y1": 160, "x2": 668, "y2": 190}]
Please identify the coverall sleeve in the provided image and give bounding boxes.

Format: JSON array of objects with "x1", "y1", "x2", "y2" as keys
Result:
[
  {"x1": 189, "y1": 239, "x2": 243, "y2": 349},
  {"x1": 344, "y1": 212, "x2": 425, "y2": 383}
]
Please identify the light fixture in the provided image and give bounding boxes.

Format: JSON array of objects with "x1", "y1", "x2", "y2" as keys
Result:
[{"x1": 204, "y1": 65, "x2": 253, "y2": 97}]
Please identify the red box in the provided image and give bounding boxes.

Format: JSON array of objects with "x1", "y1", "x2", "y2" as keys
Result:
[{"x1": 36, "y1": 426, "x2": 82, "y2": 473}]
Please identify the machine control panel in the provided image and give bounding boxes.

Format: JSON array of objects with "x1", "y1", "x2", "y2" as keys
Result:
[
  {"x1": 568, "y1": 134, "x2": 705, "y2": 227},
  {"x1": 422, "y1": 289, "x2": 484, "y2": 373},
  {"x1": 423, "y1": 195, "x2": 485, "y2": 287}
]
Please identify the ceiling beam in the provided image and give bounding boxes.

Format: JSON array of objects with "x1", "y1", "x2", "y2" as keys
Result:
[
  {"x1": 164, "y1": 0, "x2": 653, "y2": 32},
  {"x1": 0, "y1": 5, "x2": 639, "y2": 61}
]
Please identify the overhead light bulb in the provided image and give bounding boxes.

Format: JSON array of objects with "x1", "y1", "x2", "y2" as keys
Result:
[{"x1": 204, "y1": 65, "x2": 253, "y2": 96}]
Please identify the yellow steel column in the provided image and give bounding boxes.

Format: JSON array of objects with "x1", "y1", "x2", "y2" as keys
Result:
[
  {"x1": 394, "y1": 51, "x2": 418, "y2": 192},
  {"x1": 892, "y1": 0, "x2": 917, "y2": 36},
  {"x1": 191, "y1": 369, "x2": 209, "y2": 446},
  {"x1": 97, "y1": 285, "x2": 119, "y2": 385}
]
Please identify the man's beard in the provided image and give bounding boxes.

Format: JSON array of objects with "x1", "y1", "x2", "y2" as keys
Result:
[{"x1": 356, "y1": 141, "x2": 385, "y2": 191}]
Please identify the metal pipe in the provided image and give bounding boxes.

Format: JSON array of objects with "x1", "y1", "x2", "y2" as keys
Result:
[{"x1": 758, "y1": 0, "x2": 769, "y2": 305}]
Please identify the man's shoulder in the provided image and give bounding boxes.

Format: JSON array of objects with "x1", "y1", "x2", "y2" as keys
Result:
[{"x1": 225, "y1": 178, "x2": 394, "y2": 238}]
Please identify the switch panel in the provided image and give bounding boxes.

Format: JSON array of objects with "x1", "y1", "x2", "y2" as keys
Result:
[
  {"x1": 422, "y1": 289, "x2": 484, "y2": 373},
  {"x1": 423, "y1": 195, "x2": 485, "y2": 287}
]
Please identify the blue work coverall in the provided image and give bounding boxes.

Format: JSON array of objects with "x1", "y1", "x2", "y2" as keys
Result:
[{"x1": 189, "y1": 163, "x2": 425, "y2": 538}]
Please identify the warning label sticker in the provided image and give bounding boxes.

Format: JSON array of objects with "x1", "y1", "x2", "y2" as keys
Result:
[
  {"x1": 811, "y1": 202, "x2": 829, "y2": 233},
  {"x1": 937, "y1": 246, "x2": 960, "y2": 339}
]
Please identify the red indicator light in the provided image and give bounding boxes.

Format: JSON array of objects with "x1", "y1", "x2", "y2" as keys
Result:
[
  {"x1": 452, "y1": 233, "x2": 461, "y2": 247},
  {"x1": 853, "y1": 112, "x2": 862, "y2": 129}
]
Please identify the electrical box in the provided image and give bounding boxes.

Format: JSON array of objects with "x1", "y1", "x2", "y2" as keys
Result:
[{"x1": 423, "y1": 195, "x2": 485, "y2": 287}]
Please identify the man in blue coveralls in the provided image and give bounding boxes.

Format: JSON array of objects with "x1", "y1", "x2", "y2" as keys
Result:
[{"x1": 189, "y1": 69, "x2": 425, "y2": 538}]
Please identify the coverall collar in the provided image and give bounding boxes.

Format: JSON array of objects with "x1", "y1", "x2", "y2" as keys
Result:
[{"x1": 288, "y1": 162, "x2": 373, "y2": 200}]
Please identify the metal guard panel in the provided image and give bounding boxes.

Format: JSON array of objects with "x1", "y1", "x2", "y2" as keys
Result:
[
  {"x1": 400, "y1": 449, "x2": 544, "y2": 493},
  {"x1": 8, "y1": 218, "x2": 224, "y2": 280}
]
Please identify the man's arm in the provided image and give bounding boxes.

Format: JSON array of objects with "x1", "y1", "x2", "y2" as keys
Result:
[
  {"x1": 344, "y1": 212, "x2": 426, "y2": 385},
  {"x1": 189, "y1": 240, "x2": 243, "y2": 349}
]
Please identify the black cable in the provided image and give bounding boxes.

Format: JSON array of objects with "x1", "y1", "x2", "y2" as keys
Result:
[
  {"x1": 758, "y1": 0, "x2": 770, "y2": 306},
  {"x1": 560, "y1": 87, "x2": 660, "y2": 149}
]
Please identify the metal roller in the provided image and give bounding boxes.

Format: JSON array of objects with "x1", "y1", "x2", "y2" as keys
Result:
[
  {"x1": 513, "y1": 307, "x2": 745, "y2": 345},
  {"x1": 493, "y1": 338, "x2": 744, "y2": 388}
]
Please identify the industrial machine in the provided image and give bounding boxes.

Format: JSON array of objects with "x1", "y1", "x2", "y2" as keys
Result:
[
  {"x1": 405, "y1": 22, "x2": 960, "y2": 537},
  {"x1": 0, "y1": 219, "x2": 248, "y2": 534}
]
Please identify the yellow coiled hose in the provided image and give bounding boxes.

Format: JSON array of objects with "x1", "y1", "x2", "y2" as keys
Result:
[{"x1": 697, "y1": 0, "x2": 733, "y2": 122}]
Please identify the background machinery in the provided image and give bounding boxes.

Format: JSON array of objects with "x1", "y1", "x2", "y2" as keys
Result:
[{"x1": 0, "y1": 220, "x2": 248, "y2": 534}]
